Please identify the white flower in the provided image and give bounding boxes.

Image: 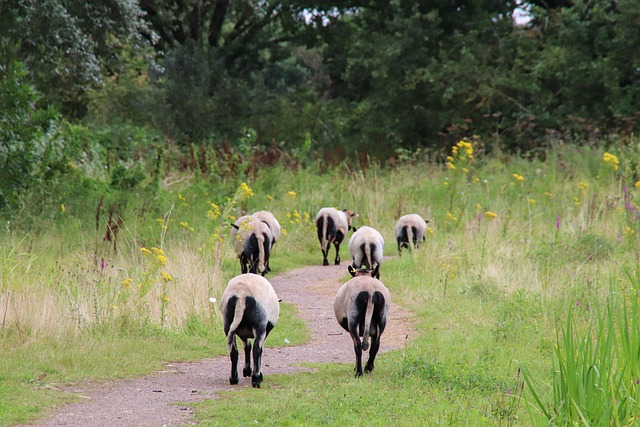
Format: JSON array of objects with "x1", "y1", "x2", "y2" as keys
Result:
[
  {"x1": 209, "y1": 297, "x2": 217, "y2": 303},
  {"x1": 284, "y1": 338, "x2": 290, "y2": 344}
]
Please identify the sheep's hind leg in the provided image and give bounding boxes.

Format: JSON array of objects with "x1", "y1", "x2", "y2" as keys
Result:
[
  {"x1": 365, "y1": 334, "x2": 380, "y2": 373},
  {"x1": 251, "y1": 331, "x2": 266, "y2": 388},
  {"x1": 229, "y1": 337, "x2": 239, "y2": 385},
  {"x1": 242, "y1": 338, "x2": 252, "y2": 377},
  {"x1": 349, "y1": 330, "x2": 363, "y2": 377}
]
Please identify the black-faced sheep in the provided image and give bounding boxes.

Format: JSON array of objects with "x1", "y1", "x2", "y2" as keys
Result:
[
  {"x1": 231, "y1": 215, "x2": 272, "y2": 276},
  {"x1": 395, "y1": 214, "x2": 429, "y2": 255},
  {"x1": 334, "y1": 265, "x2": 390, "y2": 377},
  {"x1": 221, "y1": 273, "x2": 280, "y2": 388},
  {"x1": 315, "y1": 207, "x2": 357, "y2": 266},
  {"x1": 348, "y1": 226, "x2": 384, "y2": 279}
]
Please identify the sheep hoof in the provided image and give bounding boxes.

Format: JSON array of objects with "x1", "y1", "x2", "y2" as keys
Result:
[
  {"x1": 365, "y1": 364, "x2": 374, "y2": 373},
  {"x1": 354, "y1": 370, "x2": 363, "y2": 378},
  {"x1": 251, "y1": 373, "x2": 263, "y2": 388},
  {"x1": 323, "y1": 260, "x2": 329, "y2": 266},
  {"x1": 229, "y1": 376, "x2": 239, "y2": 385},
  {"x1": 243, "y1": 367, "x2": 252, "y2": 377}
]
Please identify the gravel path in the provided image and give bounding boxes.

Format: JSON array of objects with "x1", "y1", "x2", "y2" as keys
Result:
[{"x1": 24, "y1": 263, "x2": 416, "y2": 427}]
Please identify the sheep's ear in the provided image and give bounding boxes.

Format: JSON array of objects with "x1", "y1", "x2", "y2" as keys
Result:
[
  {"x1": 351, "y1": 226, "x2": 358, "y2": 232},
  {"x1": 348, "y1": 265, "x2": 357, "y2": 277},
  {"x1": 231, "y1": 223, "x2": 240, "y2": 229},
  {"x1": 424, "y1": 218, "x2": 431, "y2": 223}
]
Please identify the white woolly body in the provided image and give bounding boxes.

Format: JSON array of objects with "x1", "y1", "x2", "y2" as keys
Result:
[
  {"x1": 348, "y1": 226, "x2": 384, "y2": 270},
  {"x1": 220, "y1": 273, "x2": 280, "y2": 388},
  {"x1": 232, "y1": 216, "x2": 272, "y2": 274},
  {"x1": 334, "y1": 275, "x2": 391, "y2": 375},
  {"x1": 221, "y1": 274, "x2": 280, "y2": 334},
  {"x1": 395, "y1": 214, "x2": 428, "y2": 252},
  {"x1": 252, "y1": 210, "x2": 281, "y2": 244},
  {"x1": 315, "y1": 207, "x2": 351, "y2": 251}
]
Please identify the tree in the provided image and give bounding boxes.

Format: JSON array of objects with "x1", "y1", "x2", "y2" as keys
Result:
[
  {"x1": 0, "y1": 0, "x2": 150, "y2": 117},
  {"x1": 138, "y1": 1, "x2": 358, "y2": 142}
]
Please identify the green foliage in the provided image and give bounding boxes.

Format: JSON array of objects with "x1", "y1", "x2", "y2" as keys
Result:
[
  {"x1": 524, "y1": 285, "x2": 640, "y2": 425},
  {"x1": 0, "y1": 0, "x2": 150, "y2": 116},
  {"x1": 0, "y1": 62, "x2": 58, "y2": 210}
]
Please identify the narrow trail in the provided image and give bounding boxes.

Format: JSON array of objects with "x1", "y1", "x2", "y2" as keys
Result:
[{"x1": 25, "y1": 263, "x2": 416, "y2": 427}]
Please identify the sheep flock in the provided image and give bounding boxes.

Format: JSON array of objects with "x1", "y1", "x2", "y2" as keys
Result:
[{"x1": 220, "y1": 207, "x2": 428, "y2": 387}]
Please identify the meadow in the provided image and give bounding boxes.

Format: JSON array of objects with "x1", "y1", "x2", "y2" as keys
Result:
[{"x1": 1, "y1": 140, "x2": 639, "y2": 426}]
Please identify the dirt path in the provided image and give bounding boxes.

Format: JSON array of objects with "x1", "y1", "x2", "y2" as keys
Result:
[{"x1": 25, "y1": 264, "x2": 416, "y2": 427}]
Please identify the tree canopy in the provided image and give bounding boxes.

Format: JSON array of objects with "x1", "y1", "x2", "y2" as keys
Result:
[{"x1": 1, "y1": 0, "x2": 638, "y2": 159}]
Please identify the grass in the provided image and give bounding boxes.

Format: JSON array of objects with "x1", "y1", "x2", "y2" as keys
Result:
[{"x1": 1, "y1": 141, "x2": 640, "y2": 425}]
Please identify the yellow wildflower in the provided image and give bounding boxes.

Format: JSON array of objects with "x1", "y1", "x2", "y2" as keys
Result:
[
  {"x1": 578, "y1": 182, "x2": 589, "y2": 195},
  {"x1": 447, "y1": 162, "x2": 456, "y2": 170},
  {"x1": 462, "y1": 167, "x2": 469, "y2": 174},
  {"x1": 207, "y1": 203, "x2": 221, "y2": 220},
  {"x1": 512, "y1": 173, "x2": 524, "y2": 183},
  {"x1": 141, "y1": 247, "x2": 152, "y2": 256},
  {"x1": 544, "y1": 192, "x2": 554, "y2": 198},
  {"x1": 484, "y1": 211, "x2": 498, "y2": 219},
  {"x1": 162, "y1": 296, "x2": 170, "y2": 303},
  {"x1": 446, "y1": 212, "x2": 458, "y2": 222},
  {"x1": 180, "y1": 221, "x2": 194, "y2": 232},
  {"x1": 528, "y1": 198, "x2": 536, "y2": 205},
  {"x1": 240, "y1": 182, "x2": 254, "y2": 198},
  {"x1": 156, "y1": 218, "x2": 164, "y2": 226},
  {"x1": 602, "y1": 152, "x2": 619, "y2": 171},
  {"x1": 121, "y1": 278, "x2": 132, "y2": 288},
  {"x1": 635, "y1": 181, "x2": 640, "y2": 189},
  {"x1": 267, "y1": 194, "x2": 274, "y2": 201},
  {"x1": 426, "y1": 227, "x2": 434, "y2": 234},
  {"x1": 60, "y1": 203, "x2": 65, "y2": 213},
  {"x1": 288, "y1": 191, "x2": 297, "y2": 198},
  {"x1": 160, "y1": 271, "x2": 173, "y2": 282}
]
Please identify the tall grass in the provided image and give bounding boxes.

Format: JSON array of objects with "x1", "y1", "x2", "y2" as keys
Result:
[
  {"x1": 1, "y1": 140, "x2": 640, "y2": 425},
  {"x1": 524, "y1": 275, "x2": 640, "y2": 425}
]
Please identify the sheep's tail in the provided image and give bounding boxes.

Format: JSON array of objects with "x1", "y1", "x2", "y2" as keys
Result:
[
  {"x1": 257, "y1": 232, "x2": 267, "y2": 273},
  {"x1": 319, "y1": 214, "x2": 329, "y2": 252},
  {"x1": 363, "y1": 242, "x2": 373, "y2": 270},
  {"x1": 362, "y1": 292, "x2": 375, "y2": 351},
  {"x1": 227, "y1": 296, "x2": 246, "y2": 350}
]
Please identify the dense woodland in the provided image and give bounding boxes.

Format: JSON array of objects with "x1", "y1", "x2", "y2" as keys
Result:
[{"x1": 1, "y1": 0, "x2": 639, "y2": 215}]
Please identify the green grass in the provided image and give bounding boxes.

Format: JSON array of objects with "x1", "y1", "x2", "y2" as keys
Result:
[{"x1": 2, "y1": 141, "x2": 640, "y2": 425}]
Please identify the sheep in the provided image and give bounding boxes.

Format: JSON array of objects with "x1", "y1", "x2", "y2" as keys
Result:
[
  {"x1": 231, "y1": 215, "x2": 272, "y2": 276},
  {"x1": 252, "y1": 210, "x2": 281, "y2": 246},
  {"x1": 334, "y1": 264, "x2": 390, "y2": 377},
  {"x1": 252, "y1": 210, "x2": 281, "y2": 272},
  {"x1": 394, "y1": 214, "x2": 429, "y2": 255},
  {"x1": 315, "y1": 207, "x2": 357, "y2": 266},
  {"x1": 348, "y1": 226, "x2": 384, "y2": 279},
  {"x1": 221, "y1": 273, "x2": 280, "y2": 388}
]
